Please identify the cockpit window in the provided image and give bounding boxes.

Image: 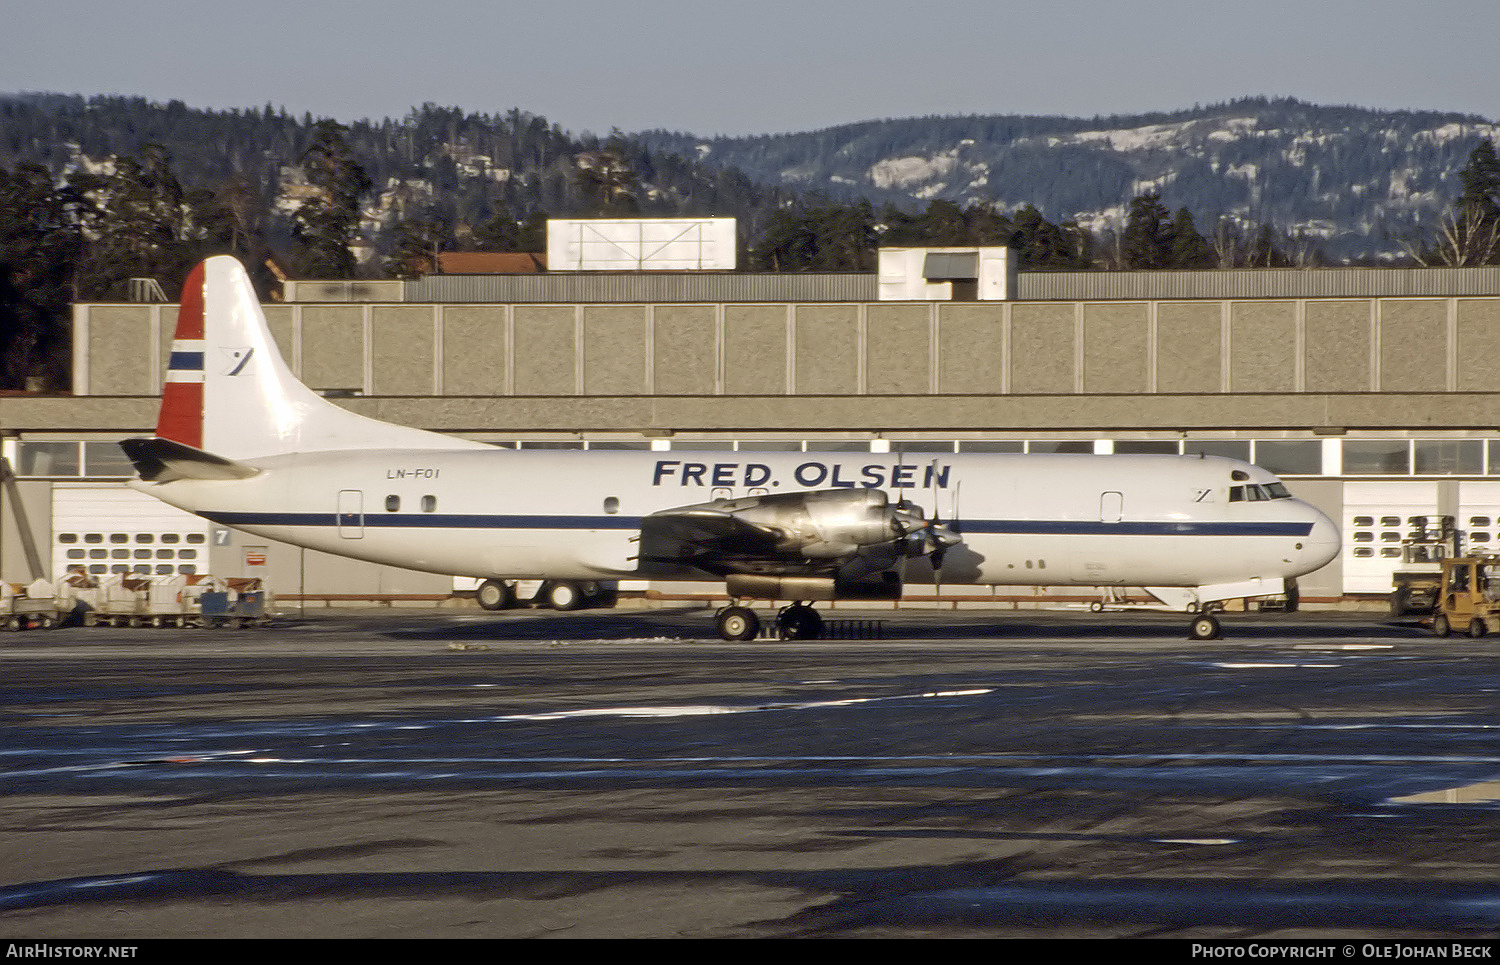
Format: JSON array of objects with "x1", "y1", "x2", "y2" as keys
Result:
[{"x1": 1229, "y1": 482, "x2": 1293, "y2": 502}]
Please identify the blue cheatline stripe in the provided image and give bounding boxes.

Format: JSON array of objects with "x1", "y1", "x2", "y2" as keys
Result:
[
  {"x1": 168, "y1": 351, "x2": 204, "y2": 370},
  {"x1": 201, "y1": 511, "x2": 1312, "y2": 538},
  {"x1": 960, "y1": 520, "x2": 1314, "y2": 537}
]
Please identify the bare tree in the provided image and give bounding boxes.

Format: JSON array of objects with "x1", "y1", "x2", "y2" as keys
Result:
[{"x1": 1401, "y1": 199, "x2": 1500, "y2": 267}]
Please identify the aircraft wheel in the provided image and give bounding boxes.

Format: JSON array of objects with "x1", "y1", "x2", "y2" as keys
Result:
[
  {"x1": 1433, "y1": 613, "x2": 1451, "y2": 637},
  {"x1": 1469, "y1": 618, "x2": 1487, "y2": 639},
  {"x1": 777, "y1": 604, "x2": 823, "y2": 640},
  {"x1": 1188, "y1": 614, "x2": 1221, "y2": 640},
  {"x1": 475, "y1": 580, "x2": 513, "y2": 611},
  {"x1": 717, "y1": 606, "x2": 760, "y2": 642},
  {"x1": 545, "y1": 581, "x2": 583, "y2": 611},
  {"x1": 1089, "y1": 601, "x2": 1105, "y2": 613}
]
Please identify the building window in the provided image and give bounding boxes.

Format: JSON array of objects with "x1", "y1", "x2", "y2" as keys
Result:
[
  {"x1": 1253, "y1": 441, "x2": 1322, "y2": 476},
  {"x1": 958, "y1": 441, "x2": 1024, "y2": 453},
  {"x1": 1113, "y1": 441, "x2": 1181, "y2": 455},
  {"x1": 1344, "y1": 441, "x2": 1411, "y2": 475},
  {"x1": 1185, "y1": 440, "x2": 1251, "y2": 461},
  {"x1": 1414, "y1": 440, "x2": 1482, "y2": 475},
  {"x1": 15, "y1": 440, "x2": 134, "y2": 478},
  {"x1": 15, "y1": 442, "x2": 79, "y2": 476}
]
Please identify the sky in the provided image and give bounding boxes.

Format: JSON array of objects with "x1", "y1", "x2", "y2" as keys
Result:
[{"x1": 3, "y1": 0, "x2": 1496, "y2": 138}]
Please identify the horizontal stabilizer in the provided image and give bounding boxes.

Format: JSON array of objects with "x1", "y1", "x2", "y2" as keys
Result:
[{"x1": 119, "y1": 437, "x2": 260, "y2": 483}]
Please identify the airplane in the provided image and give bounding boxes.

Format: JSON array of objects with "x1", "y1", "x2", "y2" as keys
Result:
[{"x1": 121, "y1": 256, "x2": 1340, "y2": 642}]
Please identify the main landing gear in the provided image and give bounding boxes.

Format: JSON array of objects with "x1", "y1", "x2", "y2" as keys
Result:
[
  {"x1": 713, "y1": 601, "x2": 824, "y2": 641},
  {"x1": 1188, "y1": 612, "x2": 1222, "y2": 640}
]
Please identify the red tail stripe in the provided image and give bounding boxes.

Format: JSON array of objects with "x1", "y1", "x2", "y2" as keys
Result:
[{"x1": 155, "y1": 263, "x2": 206, "y2": 446}]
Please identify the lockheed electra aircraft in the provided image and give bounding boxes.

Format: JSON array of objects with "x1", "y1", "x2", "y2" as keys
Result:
[{"x1": 122, "y1": 256, "x2": 1340, "y2": 641}]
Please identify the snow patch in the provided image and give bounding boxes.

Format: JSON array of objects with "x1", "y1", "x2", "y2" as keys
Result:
[{"x1": 869, "y1": 150, "x2": 958, "y2": 190}]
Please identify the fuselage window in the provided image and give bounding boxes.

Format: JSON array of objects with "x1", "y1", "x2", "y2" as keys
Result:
[
  {"x1": 603, "y1": 496, "x2": 620, "y2": 514},
  {"x1": 421, "y1": 495, "x2": 437, "y2": 512},
  {"x1": 386, "y1": 495, "x2": 400, "y2": 512},
  {"x1": 1229, "y1": 486, "x2": 1244, "y2": 502},
  {"x1": 1265, "y1": 482, "x2": 1291, "y2": 499}
]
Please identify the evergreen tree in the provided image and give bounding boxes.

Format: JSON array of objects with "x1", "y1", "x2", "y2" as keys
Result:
[
  {"x1": 293, "y1": 120, "x2": 372, "y2": 278},
  {"x1": 0, "y1": 162, "x2": 82, "y2": 389},
  {"x1": 475, "y1": 211, "x2": 548, "y2": 252},
  {"x1": 1010, "y1": 205, "x2": 1091, "y2": 270},
  {"x1": 1457, "y1": 137, "x2": 1500, "y2": 225},
  {"x1": 385, "y1": 208, "x2": 450, "y2": 278},
  {"x1": 1169, "y1": 207, "x2": 1213, "y2": 268},
  {"x1": 72, "y1": 146, "x2": 195, "y2": 299},
  {"x1": 1436, "y1": 137, "x2": 1500, "y2": 266},
  {"x1": 1120, "y1": 191, "x2": 1174, "y2": 269}
]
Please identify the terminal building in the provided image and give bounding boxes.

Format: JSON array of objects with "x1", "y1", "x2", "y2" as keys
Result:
[{"x1": 5, "y1": 218, "x2": 1500, "y2": 606}]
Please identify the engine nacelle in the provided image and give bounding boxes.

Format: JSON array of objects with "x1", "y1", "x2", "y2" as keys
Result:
[
  {"x1": 725, "y1": 488, "x2": 907, "y2": 558},
  {"x1": 726, "y1": 572, "x2": 903, "y2": 602}
]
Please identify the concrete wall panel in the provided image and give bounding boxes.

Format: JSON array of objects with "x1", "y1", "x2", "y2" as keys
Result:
[
  {"x1": 866, "y1": 304, "x2": 931, "y2": 395},
  {"x1": 1457, "y1": 299, "x2": 1500, "y2": 392},
  {"x1": 1155, "y1": 302, "x2": 1221, "y2": 393},
  {"x1": 441, "y1": 307, "x2": 507, "y2": 395},
  {"x1": 1378, "y1": 300, "x2": 1446, "y2": 392},
  {"x1": 1304, "y1": 300, "x2": 1370, "y2": 392},
  {"x1": 723, "y1": 306, "x2": 787, "y2": 395},
  {"x1": 299, "y1": 306, "x2": 365, "y2": 392},
  {"x1": 261, "y1": 306, "x2": 296, "y2": 374},
  {"x1": 936, "y1": 304, "x2": 1004, "y2": 393},
  {"x1": 794, "y1": 306, "x2": 860, "y2": 394},
  {"x1": 1230, "y1": 301, "x2": 1296, "y2": 393},
  {"x1": 652, "y1": 306, "x2": 717, "y2": 395},
  {"x1": 512, "y1": 307, "x2": 577, "y2": 396},
  {"x1": 582, "y1": 307, "x2": 648, "y2": 395},
  {"x1": 1009, "y1": 303, "x2": 1074, "y2": 394},
  {"x1": 88, "y1": 307, "x2": 155, "y2": 395},
  {"x1": 1082, "y1": 303, "x2": 1148, "y2": 394},
  {"x1": 371, "y1": 306, "x2": 436, "y2": 396}
]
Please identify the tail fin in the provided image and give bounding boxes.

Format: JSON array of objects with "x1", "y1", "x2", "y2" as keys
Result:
[{"x1": 157, "y1": 256, "x2": 485, "y2": 459}]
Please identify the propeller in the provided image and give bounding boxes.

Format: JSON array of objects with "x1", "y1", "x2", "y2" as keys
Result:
[
  {"x1": 887, "y1": 452, "x2": 963, "y2": 594},
  {"x1": 927, "y1": 466, "x2": 962, "y2": 589}
]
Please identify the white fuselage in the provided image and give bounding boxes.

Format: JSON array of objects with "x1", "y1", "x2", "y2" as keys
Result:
[{"x1": 133, "y1": 450, "x2": 1340, "y2": 590}]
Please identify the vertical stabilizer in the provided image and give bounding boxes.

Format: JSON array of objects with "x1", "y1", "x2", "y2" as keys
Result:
[{"x1": 157, "y1": 256, "x2": 486, "y2": 459}]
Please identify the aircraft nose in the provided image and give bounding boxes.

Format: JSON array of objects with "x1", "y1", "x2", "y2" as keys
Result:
[{"x1": 1297, "y1": 505, "x2": 1341, "y2": 573}]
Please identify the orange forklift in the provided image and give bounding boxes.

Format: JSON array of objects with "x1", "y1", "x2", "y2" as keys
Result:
[{"x1": 1431, "y1": 555, "x2": 1500, "y2": 637}]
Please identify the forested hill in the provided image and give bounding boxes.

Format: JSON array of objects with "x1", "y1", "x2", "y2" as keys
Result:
[
  {"x1": 638, "y1": 98, "x2": 1500, "y2": 259},
  {"x1": 0, "y1": 92, "x2": 780, "y2": 257}
]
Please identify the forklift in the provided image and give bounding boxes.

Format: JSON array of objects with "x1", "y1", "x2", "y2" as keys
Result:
[{"x1": 1430, "y1": 555, "x2": 1500, "y2": 637}]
